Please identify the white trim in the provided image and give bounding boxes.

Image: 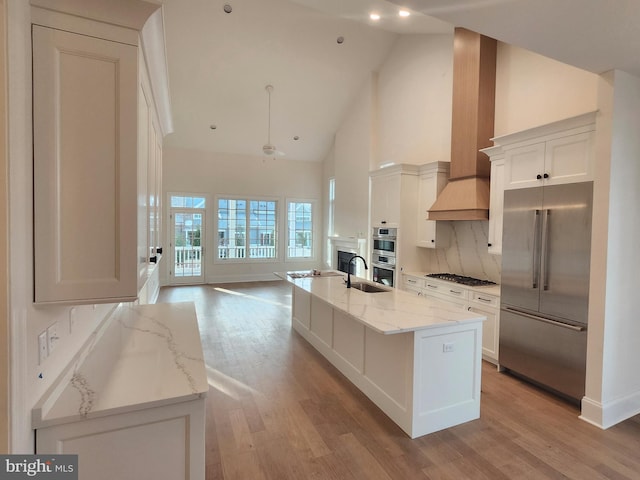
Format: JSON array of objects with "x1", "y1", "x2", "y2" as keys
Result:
[
  {"x1": 580, "y1": 391, "x2": 640, "y2": 429},
  {"x1": 214, "y1": 194, "x2": 281, "y2": 264},
  {"x1": 140, "y1": 7, "x2": 173, "y2": 136},
  {"x1": 8, "y1": 0, "x2": 33, "y2": 453},
  {"x1": 284, "y1": 197, "x2": 318, "y2": 262},
  {"x1": 206, "y1": 273, "x2": 283, "y2": 284}
]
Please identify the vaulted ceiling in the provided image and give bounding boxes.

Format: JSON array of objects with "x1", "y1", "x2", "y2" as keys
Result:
[{"x1": 161, "y1": 0, "x2": 640, "y2": 162}]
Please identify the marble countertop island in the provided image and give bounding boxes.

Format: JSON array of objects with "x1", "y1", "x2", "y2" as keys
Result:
[
  {"x1": 277, "y1": 271, "x2": 486, "y2": 334},
  {"x1": 33, "y1": 302, "x2": 208, "y2": 429}
]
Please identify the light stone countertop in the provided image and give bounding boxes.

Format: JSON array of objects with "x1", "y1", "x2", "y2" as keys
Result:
[
  {"x1": 33, "y1": 302, "x2": 208, "y2": 429},
  {"x1": 278, "y1": 271, "x2": 486, "y2": 335}
]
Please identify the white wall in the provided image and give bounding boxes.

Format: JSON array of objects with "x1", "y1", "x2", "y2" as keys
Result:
[
  {"x1": 330, "y1": 73, "x2": 376, "y2": 240},
  {"x1": 377, "y1": 34, "x2": 453, "y2": 167},
  {"x1": 162, "y1": 147, "x2": 323, "y2": 284},
  {"x1": 495, "y1": 43, "x2": 599, "y2": 136},
  {"x1": 583, "y1": 70, "x2": 640, "y2": 428}
]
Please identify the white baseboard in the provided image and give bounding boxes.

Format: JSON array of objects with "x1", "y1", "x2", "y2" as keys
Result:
[
  {"x1": 205, "y1": 273, "x2": 283, "y2": 284},
  {"x1": 581, "y1": 390, "x2": 640, "y2": 429}
]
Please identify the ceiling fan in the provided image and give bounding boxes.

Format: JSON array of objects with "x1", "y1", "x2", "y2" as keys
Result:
[{"x1": 263, "y1": 84, "x2": 285, "y2": 156}]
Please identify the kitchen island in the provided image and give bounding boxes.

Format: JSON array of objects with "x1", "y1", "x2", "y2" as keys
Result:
[{"x1": 278, "y1": 271, "x2": 486, "y2": 438}]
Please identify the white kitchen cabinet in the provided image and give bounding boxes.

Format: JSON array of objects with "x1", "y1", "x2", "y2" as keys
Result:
[
  {"x1": 499, "y1": 112, "x2": 596, "y2": 190},
  {"x1": 423, "y1": 278, "x2": 468, "y2": 308},
  {"x1": 402, "y1": 274, "x2": 425, "y2": 294},
  {"x1": 32, "y1": 4, "x2": 170, "y2": 304},
  {"x1": 417, "y1": 162, "x2": 451, "y2": 249},
  {"x1": 468, "y1": 291, "x2": 500, "y2": 363},
  {"x1": 369, "y1": 164, "x2": 425, "y2": 278},
  {"x1": 480, "y1": 145, "x2": 505, "y2": 255},
  {"x1": 370, "y1": 169, "x2": 402, "y2": 227},
  {"x1": 401, "y1": 273, "x2": 501, "y2": 364},
  {"x1": 33, "y1": 25, "x2": 139, "y2": 304}
]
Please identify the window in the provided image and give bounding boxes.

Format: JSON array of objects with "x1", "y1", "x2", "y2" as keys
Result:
[
  {"x1": 217, "y1": 198, "x2": 277, "y2": 260},
  {"x1": 328, "y1": 178, "x2": 335, "y2": 236},
  {"x1": 288, "y1": 201, "x2": 313, "y2": 259},
  {"x1": 171, "y1": 195, "x2": 206, "y2": 209}
]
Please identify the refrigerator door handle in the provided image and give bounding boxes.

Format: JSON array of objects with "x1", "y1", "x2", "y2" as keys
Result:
[
  {"x1": 532, "y1": 210, "x2": 542, "y2": 289},
  {"x1": 503, "y1": 306, "x2": 586, "y2": 331},
  {"x1": 541, "y1": 209, "x2": 551, "y2": 290}
]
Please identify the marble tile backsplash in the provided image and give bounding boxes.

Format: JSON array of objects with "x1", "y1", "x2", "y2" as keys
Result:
[{"x1": 427, "y1": 221, "x2": 502, "y2": 283}]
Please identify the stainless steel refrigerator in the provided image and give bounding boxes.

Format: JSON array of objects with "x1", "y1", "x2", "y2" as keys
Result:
[{"x1": 499, "y1": 181, "x2": 593, "y2": 402}]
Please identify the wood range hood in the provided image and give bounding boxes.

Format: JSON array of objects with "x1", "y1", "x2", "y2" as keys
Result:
[{"x1": 428, "y1": 28, "x2": 497, "y2": 221}]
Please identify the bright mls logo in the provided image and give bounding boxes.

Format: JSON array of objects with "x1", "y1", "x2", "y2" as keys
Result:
[{"x1": 0, "y1": 455, "x2": 77, "y2": 479}]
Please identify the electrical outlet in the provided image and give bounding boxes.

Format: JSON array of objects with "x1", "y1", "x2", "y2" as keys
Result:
[
  {"x1": 47, "y1": 322, "x2": 59, "y2": 355},
  {"x1": 38, "y1": 331, "x2": 48, "y2": 365},
  {"x1": 443, "y1": 342, "x2": 455, "y2": 353}
]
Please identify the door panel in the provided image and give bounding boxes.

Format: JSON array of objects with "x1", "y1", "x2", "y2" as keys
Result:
[
  {"x1": 539, "y1": 182, "x2": 593, "y2": 324},
  {"x1": 500, "y1": 187, "x2": 543, "y2": 312},
  {"x1": 170, "y1": 210, "x2": 205, "y2": 284},
  {"x1": 500, "y1": 308, "x2": 587, "y2": 402}
]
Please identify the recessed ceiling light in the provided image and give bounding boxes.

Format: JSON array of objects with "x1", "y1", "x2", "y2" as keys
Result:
[
  {"x1": 399, "y1": 10, "x2": 410, "y2": 17},
  {"x1": 369, "y1": 13, "x2": 381, "y2": 21},
  {"x1": 293, "y1": 136, "x2": 300, "y2": 141},
  {"x1": 223, "y1": 4, "x2": 232, "y2": 14},
  {"x1": 210, "y1": 124, "x2": 217, "y2": 130}
]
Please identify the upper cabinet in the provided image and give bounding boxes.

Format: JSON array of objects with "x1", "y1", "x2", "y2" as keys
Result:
[
  {"x1": 370, "y1": 170, "x2": 403, "y2": 228},
  {"x1": 499, "y1": 112, "x2": 596, "y2": 190},
  {"x1": 416, "y1": 162, "x2": 451, "y2": 249},
  {"x1": 32, "y1": 2, "x2": 172, "y2": 305},
  {"x1": 484, "y1": 112, "x2": 597, "y2": 256}
]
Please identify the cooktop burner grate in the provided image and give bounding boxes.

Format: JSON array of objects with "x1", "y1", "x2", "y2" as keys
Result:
[{"x1": 425, "y1": 273, "x2": 497, "y2": 287}]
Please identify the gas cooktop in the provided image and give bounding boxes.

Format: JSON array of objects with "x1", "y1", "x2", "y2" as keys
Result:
[{"x1": 425, "y1": 273, "x2": 497, "y2": 287}]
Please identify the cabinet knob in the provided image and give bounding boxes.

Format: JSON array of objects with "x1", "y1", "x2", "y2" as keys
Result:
[
  {"x1": 149, "y1": 255, "x2": 158, "y2": 264},
  {"x1": 381, "y1": 220, "x2": 387, "y2": 225},
  {"x1": 543, "y1": 173, "x2": 549, "y2": 179},
  {"x1": 536, "y1": 174, "x2": 542, "y2": 180},
  {"x1": 488, "y1": 243, "x2": 492, "y2": 247},
  {"x1": 431, "y1": 239, "x2": 435, "y2": 243},
  {"x1": 156, "y1": 247, "x2": 163, "y2": 255}
]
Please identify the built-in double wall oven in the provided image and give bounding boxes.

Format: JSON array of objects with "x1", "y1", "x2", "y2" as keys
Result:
[{"x1": 372, "y1": 227, "x2": 396, "y2": 287}]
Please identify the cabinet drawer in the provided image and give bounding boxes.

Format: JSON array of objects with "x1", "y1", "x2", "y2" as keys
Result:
[
  {"x1": 424, "y1": 280, "x2": 468, "y2": 301},
  {"x1": 470, "y1": 291, "x2": 499, "y2": 309},
  {"x1": 403, "y1": 276, "x2": 425, "y2": 290}
]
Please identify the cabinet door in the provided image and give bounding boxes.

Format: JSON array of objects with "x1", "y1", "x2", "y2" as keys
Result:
[
  {"x1": 488, "y1": 158, "x2": 505, "y2": 255},
  {"x1": 33, "y1": 26, "x2": 138, "y2": 304},
  {"x1": 544, "y1": 132, "x2": 594, "y2": 185},
  {"x1": 468, "y1": 306, "x2": 499, "y2": 364},
  {"x1": 504, "y1": 143, "x2": 545, "y2": 190},
  {"x1": 417, "y1": 172, "x2": 450, "y2": 248},
  {"x1": 370, "y1": 174, "x2": 401, "y2": 227}
]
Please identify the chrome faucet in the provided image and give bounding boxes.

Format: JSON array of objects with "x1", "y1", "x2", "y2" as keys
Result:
[{"x1": 346, "y1": 255, "x2": 368, "y2": 288}]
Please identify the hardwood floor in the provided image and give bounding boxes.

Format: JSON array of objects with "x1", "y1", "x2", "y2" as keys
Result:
[{"x1": 157, "y1": 281, "x2": 640, "y2": 480}]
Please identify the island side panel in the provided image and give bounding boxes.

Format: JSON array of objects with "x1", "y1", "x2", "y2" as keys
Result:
[
  {"x1": 412, "y1": 322, "x2": 483, "y2": 437},
  {"x1": 292, "y1": 285, "x2": 311, "y2": 329},
  {"x1": 333, "y1": 310, "x2": 365, "y2": 374}
]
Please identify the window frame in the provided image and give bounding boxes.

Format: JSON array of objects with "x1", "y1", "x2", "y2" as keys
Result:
[
  {"x1": 285, "y1": 197, "x2": 317, "y2": 262},
  {"x1": 215, "y1": 194, "x2": 280, "y2": 264}
]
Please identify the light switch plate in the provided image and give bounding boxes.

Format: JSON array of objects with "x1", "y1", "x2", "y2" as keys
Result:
[
  {"x1": 47, "y1": 322, "x2": 59, "y2": 355},
  {"x1": 38, "y1": 331, "x2": 48, "y2": 365}
]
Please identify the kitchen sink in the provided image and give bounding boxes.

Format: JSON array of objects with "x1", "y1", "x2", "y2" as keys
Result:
[{"x1": 350, "y1": 282, "x2": 389, "y2": 293}]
